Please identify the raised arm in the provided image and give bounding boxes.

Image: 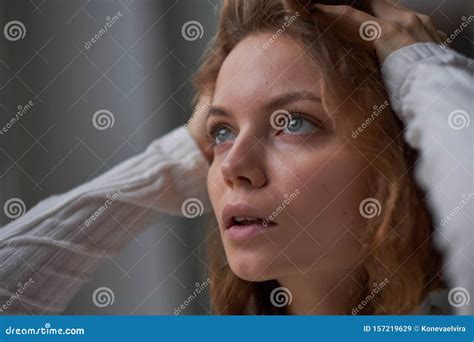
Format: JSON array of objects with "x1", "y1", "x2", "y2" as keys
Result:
[
  {"x1": 314, "y1": 1, "x2": 473, "y2": 314},
  {"x1": 0, "y1": 118, "x2": 211, "y2": 314},
  {"x1": 381, "y1": 42, "x2": 473, "y2": 315}
]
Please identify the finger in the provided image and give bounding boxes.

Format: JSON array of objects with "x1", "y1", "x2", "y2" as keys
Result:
[
  {"x1": 365, "y1": 0, "x2": 439, "y2": 38},
  {"x1": 373, "y1": 0, "x2": 412, "y2": 12},
  {"x1": 365, "y1": 0, "x2": 421, "y2": 28},
  {"x1": 364, "y1": 0, "x2": 442, "y2": 44},
  {"x1": 363, "y1": 0, "x2": 408, "y2": 22},
  {"x1": 415, "y1": 13, "x2": 443, "y2": 42},
  {"x1": 437, "y1": 30, "x2": 448, "y2": 43}
]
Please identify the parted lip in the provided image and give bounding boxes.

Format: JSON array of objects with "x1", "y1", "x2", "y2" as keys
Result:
[{"x1": 222, "y1": 202, "x2": 277, "y2": 229}]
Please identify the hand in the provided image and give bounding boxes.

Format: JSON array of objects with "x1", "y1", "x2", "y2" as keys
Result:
[
  {"x1": 313, "y1": 0, "x2": 447, "y2": 63},
  {"x1": 188, "y1": 93, "x2": 214, "y2": 162}
]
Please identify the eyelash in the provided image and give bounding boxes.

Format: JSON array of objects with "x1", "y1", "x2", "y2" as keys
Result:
[
  {"x1": 206, "y1": 111, "x2": 320, "y2": 147},
  {"x1": 206, "y1": 121, "x2": 230, "y2": 147}
]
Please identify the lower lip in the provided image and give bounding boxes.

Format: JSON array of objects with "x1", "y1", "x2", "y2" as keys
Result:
[{"x1": 225, "y1": 223, "x2": 277, "y2": 241}]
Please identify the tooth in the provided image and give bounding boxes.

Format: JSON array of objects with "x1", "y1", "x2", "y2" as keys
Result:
[{"x1": 234, "y1": 216, "x2": 257, "y2": 222}]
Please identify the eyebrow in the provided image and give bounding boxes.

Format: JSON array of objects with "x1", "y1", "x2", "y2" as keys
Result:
[{"x1": 206, "y1": 90, "x2": 322, "y2": 120}]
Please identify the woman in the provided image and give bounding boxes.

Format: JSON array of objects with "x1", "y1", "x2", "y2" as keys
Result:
[{"x1": 0, "y1": 0, "x2": 472, "y2": 315}]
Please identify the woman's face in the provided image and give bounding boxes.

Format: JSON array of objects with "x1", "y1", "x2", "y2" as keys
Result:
[{"x1": 206, "y1": 33, "x2": 370, "y2": 282}]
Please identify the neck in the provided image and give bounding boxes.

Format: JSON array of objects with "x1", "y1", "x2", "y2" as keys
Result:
[{"x1": 277, "y1": 268, "x2": 364, "y2": 315}]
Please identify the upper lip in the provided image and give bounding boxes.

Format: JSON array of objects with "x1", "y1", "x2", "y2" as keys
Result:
[{"x1": 222, "y1": 202, "x2": 276, "y2": 229}]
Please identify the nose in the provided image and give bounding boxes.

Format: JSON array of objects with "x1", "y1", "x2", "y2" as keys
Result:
[{"x1": 220, "y1": 132, "x2": 268, "y2": 190}]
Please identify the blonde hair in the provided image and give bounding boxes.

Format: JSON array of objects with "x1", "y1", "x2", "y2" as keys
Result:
[{"x1": 193, "y1": 0, "x2": 445, "y2": 315}]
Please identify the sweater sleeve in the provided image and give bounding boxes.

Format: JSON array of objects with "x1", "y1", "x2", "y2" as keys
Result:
[
  {"x1": 381, "y1": 43, "x2": 473, "y2": 315},
  {"x1": 0, "y1": 126, "x2": 211, "y2": 314}
]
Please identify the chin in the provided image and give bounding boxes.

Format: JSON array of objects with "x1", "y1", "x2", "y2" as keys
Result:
[{"x1": 226, "y1": 251, "x2": 282, "y2": 282}]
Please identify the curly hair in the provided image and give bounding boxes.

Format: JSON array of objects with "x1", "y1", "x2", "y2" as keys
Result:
[{"x1": 193, "y1": 0, "x2": 446, "y2": 315}]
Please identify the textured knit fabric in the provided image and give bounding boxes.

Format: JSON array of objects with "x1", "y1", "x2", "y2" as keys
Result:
[
  {"x1": 0, "y1": 127, "x2": 211, "y2": 314},
  {"x1": 0, "y1": 43, "x2": 472, "y2": 315},
  {"x1": 381, "y1": 43, "x2": 473, "y2": 315}
]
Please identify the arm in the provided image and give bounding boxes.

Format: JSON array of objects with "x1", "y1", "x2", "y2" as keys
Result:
[
  {"x1": 0, "y1": 126, "x2": 210, "y2": 314},
  {"x1": 381, "y1": 43, "x2": 473, "y2": 315},
  {"x1": 314, "y1": 0, "x2": 473, "y2": 315}
]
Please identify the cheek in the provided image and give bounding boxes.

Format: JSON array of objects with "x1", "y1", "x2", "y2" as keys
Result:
[
  {"x1": 275, "y1": 146, "x2": 370, "y2": 246},
  {"x1": 205, "y1": 143, "x2": 371, "y2": 278},
  {"x1": 206, "y1": 162, "x2": 224, "y2": 215}
]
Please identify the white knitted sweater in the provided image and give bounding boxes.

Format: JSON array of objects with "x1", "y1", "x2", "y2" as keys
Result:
[{"x1": 0, "y1": 43, "x2": 472, "y2": 315}]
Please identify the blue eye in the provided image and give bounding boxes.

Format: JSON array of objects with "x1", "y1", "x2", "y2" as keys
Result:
[
  {"x1": 212, "y1": 126, "x2": 236, "y2": 145},
  {"x1": 281, "y1": 116, "x2": 317, "y2": 134}
]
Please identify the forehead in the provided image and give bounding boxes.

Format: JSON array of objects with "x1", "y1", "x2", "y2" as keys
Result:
[{"x1": 213, "y1": 33, "x2": 323, "y2": 107}]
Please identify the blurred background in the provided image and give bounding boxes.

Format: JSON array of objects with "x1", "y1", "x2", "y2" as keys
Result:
[{"x1": 0, "y1": 0, "x2": 472, "y2": 314}]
